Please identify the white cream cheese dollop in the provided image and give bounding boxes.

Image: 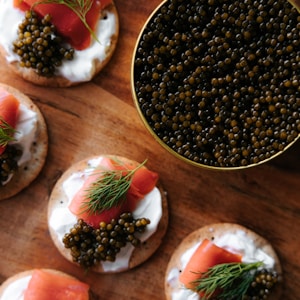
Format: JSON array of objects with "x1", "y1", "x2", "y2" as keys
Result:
[
  {"x1": 0, "y1": 275, "x2": 31, "y2": 300},
  {"x1": 2, "y1": 103, "x2": 37, "y2": 185},
  {"x1": 167, "y1": 230, "x2": 276, "y2": 300},
  {"x1": 48, "y1": 157, "x2": 163, "y2": 272},
  {"x1": 12, "y1": 104, "x2": 37, "y2": 166},
  {"x1": 0, "y1": 0, "x2": 117, "y2": 83}
]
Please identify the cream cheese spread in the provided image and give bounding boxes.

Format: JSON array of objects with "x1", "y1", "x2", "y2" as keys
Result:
[
  {"x1": 2, "y1": 103, "x2": 37, "y2": 185},
  {"x1": 48, "y1": 156, "x2": 163, "y2": 272},
  {"x1": 167, "y1": 230, "x2": 276, "y2": 300},
  {"x1": 12, "y1": 104, "x2": 37, "y2": 166},
  {"x1": 0, "y1": 275, "x2": 31, "y2": 300},
  {"x1": 0, "y1": 0, "x2": 117, "y2": 82}
]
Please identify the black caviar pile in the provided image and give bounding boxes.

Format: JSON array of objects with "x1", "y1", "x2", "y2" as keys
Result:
[
  {"x1": 244, "y1": 269, "x2": 280, "y2": 299},
  {"x1": 13, "y1": 11, "x2": 74, "y2": 77},
  {"x1": 133, "y1": 0, "x2": 300, "y2": 168},
  {"x1": 0, "y1": 146, "x2": 22, "y2": 185},
  {"x1": 62, "y1": 213, "x2": 150, "y2": 269}
]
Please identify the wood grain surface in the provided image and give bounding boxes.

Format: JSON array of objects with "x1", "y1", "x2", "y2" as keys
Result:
[{"x1": 1, "y1": 0, "x2": 300, "y2": 299}]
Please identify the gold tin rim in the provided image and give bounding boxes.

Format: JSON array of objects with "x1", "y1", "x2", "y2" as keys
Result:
[{"x1": 130, "y1": 0, "x2": 300, "y2": 171}]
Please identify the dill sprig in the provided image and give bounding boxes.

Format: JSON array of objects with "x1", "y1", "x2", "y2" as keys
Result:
[
  {"x1": 32, "y1": 0, "x2": 101, "y2": 44},
  {"x1": 192, "y1": 261, "x2": 263, "y2": 300},
  {"x1": 81, "y1": 159, "x2": 147, "y2": 214},
  {"x1": 0, "y1": 117, "x2": 17, "y2": 148}
]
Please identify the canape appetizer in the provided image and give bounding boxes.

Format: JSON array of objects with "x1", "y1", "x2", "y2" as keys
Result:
[
  {"x1": 0, "y1": 0, "x2": 119, "y2": 87},
  {"x1": 0, "y1": 83, "x2": 48, "y2": 200},
  {"x1": 0, "y1": 269, "x2": 94, "y2": 300},
  {"x1": 165, "y1": 223, "x2": 282, "y2": 300},
  {"x1": 48, "y1": 155, "x2": 168, "y2": 273}
]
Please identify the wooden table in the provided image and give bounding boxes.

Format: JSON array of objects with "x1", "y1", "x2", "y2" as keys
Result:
[{"x1": 0, "y1": 0, "x2": 299, "y2": 299}]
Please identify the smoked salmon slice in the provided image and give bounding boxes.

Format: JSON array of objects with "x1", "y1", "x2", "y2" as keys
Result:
[
  {"x1": 68, "y1": 157, "x2": 158, "y2": 228},
  {"x1": 101, "y1": 156, "x2": 159, "y2": 196},
  {"x1": 13, "y1": 0, "x2": 112, "y2": 50},
  {"x1": 23, "y1": 269, "x2": 89, "y2": 300},
  {"x1": 0, "y1": 87, "x2": 20, "y2": 155},
  {"x1": 179, "y1": 239, "x2": 242, "y2": 291}
]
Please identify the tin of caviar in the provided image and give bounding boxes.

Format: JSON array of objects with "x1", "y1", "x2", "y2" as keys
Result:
[{"x1": 131, "y1": 0, "x2": 300, "y2": 170}]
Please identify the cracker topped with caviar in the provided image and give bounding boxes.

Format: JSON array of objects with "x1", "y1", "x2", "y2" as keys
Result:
[
  {"x1": 132, "y1": 0, "x2": 300, "y2": 169},
  {"x1": 0, "y1": 83, "x2": 48, "y2": 200},
  {"x1": 165, "y1": 223, "x2": 282, "y2": 300},
  {"x1": 0, "y1": 0, "x2": 119, "y2": 87},
  {"x1": 47, "y1": 155, "x2": 168, "y2": 273}
]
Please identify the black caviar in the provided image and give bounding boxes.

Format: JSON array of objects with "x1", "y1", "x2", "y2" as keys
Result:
[
  {"x1": 133, "y1": 0, "x2": 300, "y2": 168},
  {"x1": 62, "y1": 213, "x2": 150, "y2": 269},
  {"x1": 244, "y1": 269, "x2": 280, "y2": 299},
  {"x1": 0, "y1": 145, "x2": 22, "y2": 185},
  {"x1": 13, "y1": 11, "x2": 74, "y2": 77}
]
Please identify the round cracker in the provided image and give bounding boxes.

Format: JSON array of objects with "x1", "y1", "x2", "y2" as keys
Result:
[
  {"x1": 0, "y1": 269, "x2": 94, "y2": 299},
  {"x1": 48, "y1": 155, "x2": 168, "y2": 273},
  {"x1": 0, "y1": 3, "x2": 119, "y2": 87},
  {"x1": 165, "y1": 223, "x2": 282, "y2": 300},
  {"x1": 0, "y1": 83, "x2": 48, "y2": 200}
]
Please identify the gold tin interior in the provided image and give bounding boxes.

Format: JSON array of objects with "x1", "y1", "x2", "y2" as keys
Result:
[{"x1": 130, "y1": 0, "x2": 300, "y2": 171}]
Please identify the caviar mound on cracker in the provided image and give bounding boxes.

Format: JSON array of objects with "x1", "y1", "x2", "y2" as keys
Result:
[
  {"x1": 165, "y1": 223, "x2": 282, "y2": 300},
  {"x1": 48, "y1": 155, "x2": 168, "y2": 273},
  {"x1": 0, "y1": 83, "x2": 48, "y2": 200},
  {"x1": 0, "y1": 0, "x2": 119, "y2": 87}
]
